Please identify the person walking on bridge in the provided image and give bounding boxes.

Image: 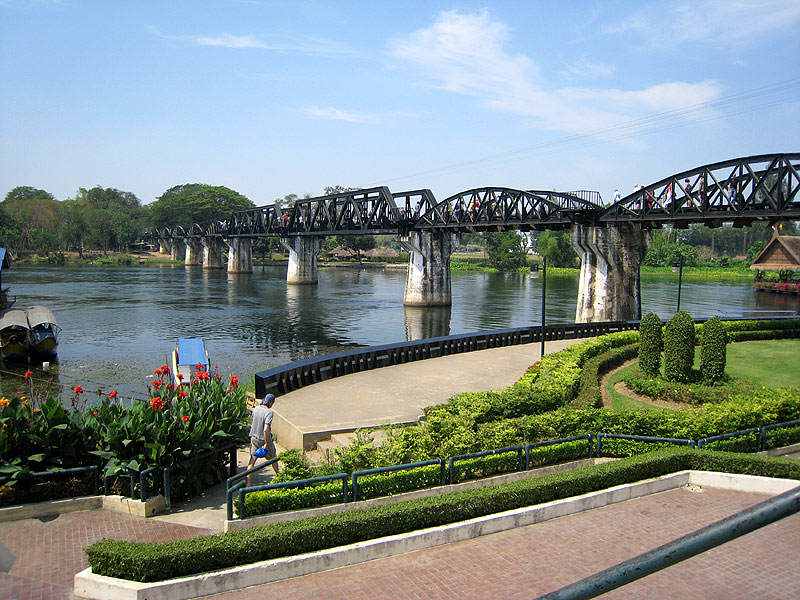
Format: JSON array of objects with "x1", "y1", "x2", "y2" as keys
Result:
[{"x1": 247, "y1": 393, "x2": 280, "y2": 486}]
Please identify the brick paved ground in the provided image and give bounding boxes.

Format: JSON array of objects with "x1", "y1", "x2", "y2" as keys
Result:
[
  {"x1": 0, "y1": 510, "x2": 211, "y2": 600},
  {"x1": 204, "y1": 487, "x2": 800, "y2": 600}
]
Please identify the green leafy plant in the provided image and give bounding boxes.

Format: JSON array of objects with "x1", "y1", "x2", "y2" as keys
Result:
[
  {"x1": 638, "y1": 312, "x2": 663, "y2": 376},
  {"x1": 663, "y1": 311, "x2": 695, "y2": 382},
  {"x1": 700, "y1": 316, "x2": 728, "y2": 383}
]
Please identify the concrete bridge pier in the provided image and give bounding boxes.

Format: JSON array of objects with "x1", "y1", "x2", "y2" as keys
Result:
[
  {"x1": 400, "y1": 231, "x2": 452, "y2": 306},
  {"x1": 226, "y1": 238, "x2": 253, "y2": 273},
  {"x1": 170, "y1": 239, "x2": 185, "y2": 262},
  {"x1": 570, "y1": 224, "x2": 651, "y2": 323},
  {"x1": 159, "y1": 240, "x2": 171, "y2": 255},
  {"x1": 184, "y1": 239, "x2": 204, "y2": 266},
  {"x1": 281, "y1": 236, "x2": 323, "y2": 284},
  {"x1": 202, "y1": 237, "x2": 226, "y2": 269}
]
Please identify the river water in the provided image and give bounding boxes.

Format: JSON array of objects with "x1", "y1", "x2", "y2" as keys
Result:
[{"x1": 1, "y1": 264, "x2": 797, "y2": 402}]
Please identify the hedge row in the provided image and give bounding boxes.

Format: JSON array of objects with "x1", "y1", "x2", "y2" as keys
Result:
[
  {"x1": 573, "y1": 343, "x2": 640, "y2": 408},
  {"x1": 243, "y1": 439, "x2": 589, "y2": 517},
  {"x1": 86, "y1": 448, "x2": 800, "y2": 582},
  {"x1": 478, "y1": 386, "x2": 800, "y2": 451}
]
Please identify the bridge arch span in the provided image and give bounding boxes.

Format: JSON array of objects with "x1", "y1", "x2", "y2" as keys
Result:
[{"x1": 601, "y1": 153, "x2": 800, "y2": 227}]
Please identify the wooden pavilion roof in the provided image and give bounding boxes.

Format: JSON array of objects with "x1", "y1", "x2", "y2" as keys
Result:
[{"x1": 750, "y1": 234, "x2": 800, "y2": 271}]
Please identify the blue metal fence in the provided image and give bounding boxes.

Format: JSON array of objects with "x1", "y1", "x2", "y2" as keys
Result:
[{"x1": 596, "y1": 433, "x2": 695, "y2": 456}]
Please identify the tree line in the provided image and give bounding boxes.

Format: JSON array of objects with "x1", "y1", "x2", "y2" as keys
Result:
[
  {"x1": 2, "y1": 182, "x2": 793, "y2": 270},
  {"x1": 0, "y1": 184, "x2": 253, "y2": 256}
]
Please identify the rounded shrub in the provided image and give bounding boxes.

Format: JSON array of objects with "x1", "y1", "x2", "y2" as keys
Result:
[
  {"x1": 638, "y1": 312, "x2": 663, "y2": 376},
  {"x1": 700, "y1": 316, "x2": 728, "y2": 383},
  {"x1": 663, "y1": 311, "x2": 695, "y2": 382}
]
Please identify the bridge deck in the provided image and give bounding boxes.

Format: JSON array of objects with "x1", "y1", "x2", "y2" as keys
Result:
[{"x1": 271, "y1": 337, "x2": 590, "y2": 449}]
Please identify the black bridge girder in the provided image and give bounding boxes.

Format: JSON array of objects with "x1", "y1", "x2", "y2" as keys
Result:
[{"x1": 145, "y1": 153, "x2": 799, "y2": 243}]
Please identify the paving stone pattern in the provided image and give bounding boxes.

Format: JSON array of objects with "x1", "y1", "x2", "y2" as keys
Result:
[
  {"x1": 204, "y1": 487, "x2": 800, "y2": 600},
  {"x1": 0, "y1": 510, "x2": 211, "y2": 600}
]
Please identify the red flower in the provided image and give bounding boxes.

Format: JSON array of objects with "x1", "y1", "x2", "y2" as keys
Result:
[
  {"x1": 160, "y1": 365, "x2": 170, "y2": 375},
  {"x1": 226, "y1": 386, "x2": 232, "y2": 393},
  {"x1": 181, "y1": 415, "x2": 190, "y2": 422},
  {"x1": 109, "y1": 390, "x2": 118, "y2": 400},
  {"x1": 24, "y1": 370, "x2": 33, "y2": 380},
  {"x1": 177, "y1": 373, "x2": 184, "y2": 381},
  {"x1": 149, "y1": 396, "x2": 165, "y2": 411},
  {"x1": 153, "y1": 379, "x2": 162, "y2": 390},
  {"x1": 230, "y1": 375, "x2": 239, "y2": 388},
  {"x1": 194, "y1": 371, "x2": 210, "y2": 381},
  {"x1": 195, "y1": 362, "x2": 204, "y2": 371},
  {"x1": 154, "y1": 368, "x2": 162, "y2": 376},
  {"x1": 74, "y1": 385, "x2": 84, "y2": 394},
  {"x1": 92, "y1": 410, "x2": 98, "y2": 416},
  {"x1": 166, "y1": 383, "x2": 174, "y2": 391},
  {"x1": 178, "y1": 390, "x2": 188, "y2": 398}
]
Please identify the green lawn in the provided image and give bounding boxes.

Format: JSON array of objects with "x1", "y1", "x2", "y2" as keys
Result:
[
  {"x1": 725, "y1": 339, "x2": 800, "y2": 388},
  {"x1": 605, "y1": 339, "x2": 800, "y2": 410}
]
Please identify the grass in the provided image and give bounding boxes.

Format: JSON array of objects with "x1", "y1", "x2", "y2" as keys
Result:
[
  {"x1": 641, "y1": 266, "x2": 753, "y2": 281},
  {"x1": 605, "y1": 339, "x2": 800, "y2": 410},
  {"x1": 726, "y1": 339, "x2": 800, "y2": 387}
]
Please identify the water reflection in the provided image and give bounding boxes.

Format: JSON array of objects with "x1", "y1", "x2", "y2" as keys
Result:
[
  {"x1": 0, "y1": 264, "x2": 796, "y2": 404},
  {"x1": 404, "y1": 305, "x2": 452, "y2": 340}
]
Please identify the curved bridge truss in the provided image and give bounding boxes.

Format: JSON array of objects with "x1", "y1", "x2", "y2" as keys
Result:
[
  {"x1": 151, "y1": 153, "x2": 799, "y2": 242},
  {"x1": 601, "y1": 153, "x2": 800, "y2": 227},
  {"x1": 410, "y1": 187, "x2": 602, "y2": 231}
]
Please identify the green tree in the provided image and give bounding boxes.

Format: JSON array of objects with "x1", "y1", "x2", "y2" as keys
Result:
[
  {"x1": 700, "y1": 316, "x2": 727, "y2": 383},
  {"x1": 643, "y1": 229, "x2": 698, "y2": 267},
  {"x1": 2, "y1": 186, "x2": 63, "y2": 253},
  {"x1": 638, "y1": 312, "x2": 663, "y2": 377},
  {"x1": 536, "y1": 230, "x2": 577, "y2": 267},
  {"x1": 663, "y1": 311, "x2": 695, "y2": 383},
  {"x1": 337, "y1": 234, "x2": 376, "y2": 263},
  {"x1": 484, "y1": 231, "x2": 527, "y2": 271},
  {"x1": 147, "y1": 184, "x2": 254, "y2": 229}
]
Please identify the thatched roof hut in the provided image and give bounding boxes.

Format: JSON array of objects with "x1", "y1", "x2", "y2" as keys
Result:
[{"x1": 750, "y1": 234, "x2": 800, "y2": 272}]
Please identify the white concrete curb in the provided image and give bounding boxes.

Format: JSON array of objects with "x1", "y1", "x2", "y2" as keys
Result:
[
  {"x1": 73, "y1": 471, "x2": 800, "y2": 600},
  {"x1": 0, "y1": 494, "x2": 165, "y2": 522}
]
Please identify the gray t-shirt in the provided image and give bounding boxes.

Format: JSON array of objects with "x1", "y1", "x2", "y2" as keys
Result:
[{"x1": 249, "y1": 405, "x2": 274, "y2": 442}]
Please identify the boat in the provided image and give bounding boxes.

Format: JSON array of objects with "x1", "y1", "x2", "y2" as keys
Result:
[
  {"x1": 26, "y1": 305, "x2": 59, "y2": 360},
  {"x1": 172, "y1": 338, "x2": 210, "y2": 385},
  {"x1": 0, "y1": 309, "x2": 31, "y2": 362}
]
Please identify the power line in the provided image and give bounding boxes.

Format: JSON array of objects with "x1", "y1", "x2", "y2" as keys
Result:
[{"x1": 367, "y1": 77, "x2": 800, "y2": 187}]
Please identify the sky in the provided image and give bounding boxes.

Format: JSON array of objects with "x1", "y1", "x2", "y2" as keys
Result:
[{"x1": 1, "y1": 0, "x2": 799, "y2": 208}]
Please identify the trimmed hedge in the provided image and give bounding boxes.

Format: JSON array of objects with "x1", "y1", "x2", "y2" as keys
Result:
[
  {"x1": 700, "y1": 316, "x2": 727, "y2": 382},
  {"x1": 664, "y1": 311, "x2": 695, "y2": 382},
  {"x1": 638, "y1": 312, "x2": 663, "y2": 376},
  {"x1": 85, "y1": 448, "x2": 800, "y2": 582},
  {"x1": 242, "y1": 439, "x2": 589, "y2": 517},
  {"x1": 573, "y1": 343, "x2": 639, "y2": 408}
]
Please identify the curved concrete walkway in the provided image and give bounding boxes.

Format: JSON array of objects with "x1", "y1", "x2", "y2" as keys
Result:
[{"x1": 271, "y1": 338, "x2": 591, "y2": 449}]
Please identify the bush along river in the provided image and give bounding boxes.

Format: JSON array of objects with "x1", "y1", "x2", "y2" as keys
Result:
[{"x1": 1, "y1": 264, "x2": 797, "y2": 403}]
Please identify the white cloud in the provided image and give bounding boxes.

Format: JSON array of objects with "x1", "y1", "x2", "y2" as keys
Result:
[
  {"x1": 602, "y1": 0, "x2": 800, "y2": 47},
  {"x1": 561, "y1": 58, "x2": 616, "y2": 80},
  {"x1": 388, "y1": 10, "x2": 722, "y2": 136},
  {"x1": 301, "y1": 106, "x2": 416, "y2": 124},
  {"x1": 150, "y1": 27, "x2": 352, "y2": 56}
]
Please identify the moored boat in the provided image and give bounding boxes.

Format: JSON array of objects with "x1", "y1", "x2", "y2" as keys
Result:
[
  {"x1": 0, "y1": 309, "x2": 31, "y2": 362},
  {"x1": 172, "y1": 338, "x2": 210, "y2": 385},
  {"x1": 26, "y1": 305, "x2": 59, "y2": 359}
]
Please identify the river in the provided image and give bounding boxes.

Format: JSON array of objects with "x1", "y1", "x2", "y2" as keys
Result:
[{"x1": 1, "y1": 264, "x2": 797, "y2": 402}]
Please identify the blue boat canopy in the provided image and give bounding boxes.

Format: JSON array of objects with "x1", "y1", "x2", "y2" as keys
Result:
[{"x1": 178, "y1": 338, "x2": 208, "y2": 368}]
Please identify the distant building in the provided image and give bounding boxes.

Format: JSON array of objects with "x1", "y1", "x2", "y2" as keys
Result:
[{"x1": 750, "y1": 234, "x2": 800, "y2": 272}]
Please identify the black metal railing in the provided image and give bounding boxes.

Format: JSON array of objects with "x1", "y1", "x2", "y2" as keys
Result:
[{"x1": 255, "y1": 320, "x2": 641, "y2": 397}]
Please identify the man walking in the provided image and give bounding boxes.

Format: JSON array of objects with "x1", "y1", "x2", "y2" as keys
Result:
[{"x1": 247, "y1": 393, "x2": 280, "y2": 486}]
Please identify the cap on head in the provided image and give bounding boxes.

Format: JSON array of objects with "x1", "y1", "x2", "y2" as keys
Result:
[{"x1": 262, "y1": 393, "x2": 276, "y2": 405}]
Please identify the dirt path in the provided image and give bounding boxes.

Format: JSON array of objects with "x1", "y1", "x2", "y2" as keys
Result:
[{"x1": 599, "y1": 359, "x2": 684, "y2": 410}]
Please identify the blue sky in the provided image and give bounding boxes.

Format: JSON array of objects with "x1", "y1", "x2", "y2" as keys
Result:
[{"x1": 1, "y1": 0, "x2": 799, "y2": 207}]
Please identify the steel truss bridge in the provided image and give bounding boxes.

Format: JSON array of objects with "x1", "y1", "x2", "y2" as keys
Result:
[{"x1": 152, "y1": 153, "x2": 800, "y2": 241}]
